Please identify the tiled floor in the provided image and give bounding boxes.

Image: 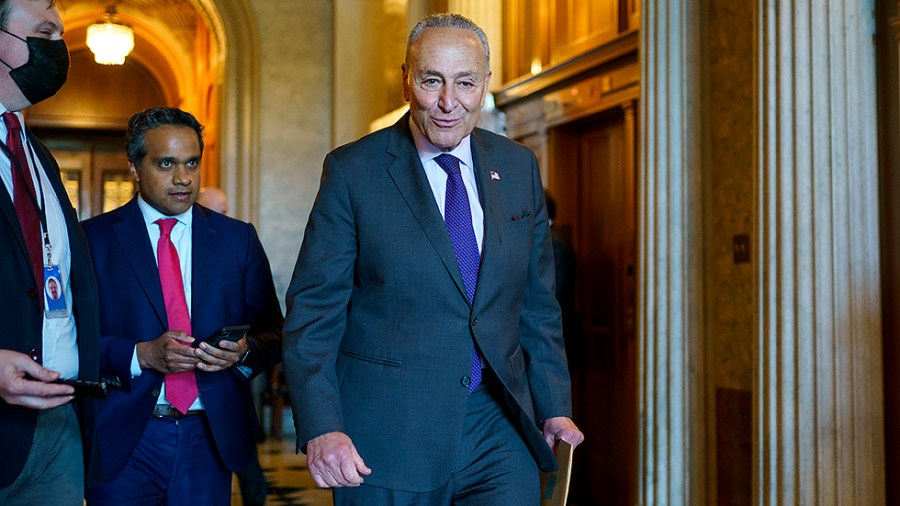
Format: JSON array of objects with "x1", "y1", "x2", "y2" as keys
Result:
[
  {"x1": 231, "y1": 408, "x2": 332, "y2": 506},
  {"x1": 230, "y1": 438, "x2": 332, "y2": 506}
]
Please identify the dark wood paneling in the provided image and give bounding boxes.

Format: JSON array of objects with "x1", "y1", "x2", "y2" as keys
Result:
[
  {"x1": 545, "y1": 108, "x2": 637, "y2": 506},
  {"x1": 876, "y1": 0, "x2": 900, "y2": 503},
  {"x1": 501, "y1": 0, "x2": 637, "y2": 86},
  {"x1": 716, "y1": 388, "x2": 752, "y2": 506}
]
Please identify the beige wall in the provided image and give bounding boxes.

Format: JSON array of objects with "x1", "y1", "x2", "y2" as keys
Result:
[
  {"x1": 249, "y1": 0, "x2": 334, "y2": 302},
  {"x1": 333, "y1": 0, "x2": 408, "y2": 147},
  {"x1": 246, "y1": 1, "x2": 508, "y2": 299}
]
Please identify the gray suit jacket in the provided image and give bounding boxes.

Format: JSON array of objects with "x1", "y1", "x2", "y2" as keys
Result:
[{"x1": 284, "y1": 115, "x2": 571, "y2": 491}]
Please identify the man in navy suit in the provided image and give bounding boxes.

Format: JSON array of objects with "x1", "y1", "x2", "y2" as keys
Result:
[
  {"x1": 284, "y1": 13, "x2": 584, "y2": 505},
  {"x1": 82, "y1": 108, "x2": 283, "y2": 505},
  {"x1": 0, "y1": 1, "x2": 101, "y2": 504}
]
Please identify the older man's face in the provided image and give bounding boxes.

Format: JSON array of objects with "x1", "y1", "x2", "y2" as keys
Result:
[{"x1": 402, "y1": 27, "x2": 491, "y2": 151}]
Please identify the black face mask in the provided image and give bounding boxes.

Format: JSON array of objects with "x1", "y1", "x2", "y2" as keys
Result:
[{"x1": 0, "y1": 29, "x2": 69, "y2": 105}]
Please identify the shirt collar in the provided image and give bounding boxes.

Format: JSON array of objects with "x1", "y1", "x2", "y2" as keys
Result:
[
  {"x1": 137, "y1": 195, "x2": 193, "y2": 229},
  {"x1": 408, "y1": 116, "x2": 475, "y2": 170},
  {"x1": 0, "y1": 109, "x2": 24, "y2": 133}
]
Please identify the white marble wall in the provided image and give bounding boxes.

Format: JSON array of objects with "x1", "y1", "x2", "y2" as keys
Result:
[
  {"x1": 757, "y1": 1, "x2": 884, "y2": 503},
  {"x1": 639, "y1": 0, "x2": 705, "y2": 503}
]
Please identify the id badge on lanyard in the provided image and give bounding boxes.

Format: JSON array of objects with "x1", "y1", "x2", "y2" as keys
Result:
[
  {"x1": 9, "y1": 131, "x2": 69, "y2": 319},
  {"x1": 37, "y1": 165, "x2": 68, "y2": 319},
  {"x1": 44, "y1": 263, "x2": 69, "y2": 319}
]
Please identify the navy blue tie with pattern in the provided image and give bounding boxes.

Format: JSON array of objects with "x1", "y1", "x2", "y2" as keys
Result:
[{"x1": 435, "y1": 153, "x2": 482, "y2": 394}]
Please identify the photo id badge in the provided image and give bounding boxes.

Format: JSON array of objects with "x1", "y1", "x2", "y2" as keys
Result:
[{"x1": 43, "y1": 265, "x2": 69, "y2": 319}]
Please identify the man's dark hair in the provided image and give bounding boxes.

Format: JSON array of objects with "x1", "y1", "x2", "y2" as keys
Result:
[
  {"x1": 125, "y1": 107, "x2": 204, "y2": 165},
  {"x1": 0, "y1": 1, "x2": 57, "y2": 30}
]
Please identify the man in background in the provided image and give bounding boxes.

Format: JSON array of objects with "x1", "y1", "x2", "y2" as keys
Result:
[
  {"x1": 197, "y1": 186, "x2": 228, "y2": 214},
  {"x1": 83, "y1": 107, "x2": 283, "y2": 505},
  {"x1": 0, "y1": 1, "x2": 101, "y2": 504},
  {"x1": 545, "y1": 190, "x2": 580, "y2": 372}
]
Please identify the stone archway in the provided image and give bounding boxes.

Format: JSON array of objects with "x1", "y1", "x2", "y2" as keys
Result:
[{"x1": 193, "y1": 0, "x2": 261, "y2": 223}]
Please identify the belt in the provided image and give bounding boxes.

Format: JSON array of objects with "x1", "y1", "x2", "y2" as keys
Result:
[{"x1": 151, "y1": 404, "x2": 204, "y2": 418}]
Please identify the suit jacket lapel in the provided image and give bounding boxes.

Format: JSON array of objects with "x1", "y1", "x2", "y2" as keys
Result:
[
  {"x1": 190, "y1": 205, "x2": 214, "y2": 334},
  {"x1": 1, "y1": 132, "x2": 44, "y2": 266},
  {"x1": 0, "y1": 174, "x2": 29, "y2": 261},
  {"x1": 29, "y1": 131, "x2": 83, "y2": 265},
  {"x1": 470, "y1": 130, "x2": 504, "y2": 307},
  {"x1": 112, "y1": 199, "x2": 168, "y2": 327},
  {"x1": 385, "y1": 117, "x2": 469, "y2": 302},
  {"x1": 29, "y1": 131, "x2": 71, "y2": 219}
]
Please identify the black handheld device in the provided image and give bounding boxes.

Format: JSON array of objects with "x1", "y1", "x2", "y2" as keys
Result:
[
  {"x1": 204, "y1": 325, "x2": 250, "y2": 347},
  {"x1": 56, "y1": 379, "x2": 108, "y2": 399}
]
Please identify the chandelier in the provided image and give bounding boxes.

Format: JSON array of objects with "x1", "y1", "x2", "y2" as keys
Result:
[{"x1": 86, "y1": 4, "x2": 134, "y2": 65}]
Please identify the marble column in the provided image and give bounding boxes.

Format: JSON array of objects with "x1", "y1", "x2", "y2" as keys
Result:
[
  {"x1": 756, "y1": 1, "x2": 884, "y2": 504},
  {"x1": 639, "y1": 0, "x2": 706, "y2": 504}
]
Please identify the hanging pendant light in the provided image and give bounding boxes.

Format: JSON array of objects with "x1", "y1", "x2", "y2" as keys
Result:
[{"x1": 86, "y1": 4, "x2": 134, "y2": 65}]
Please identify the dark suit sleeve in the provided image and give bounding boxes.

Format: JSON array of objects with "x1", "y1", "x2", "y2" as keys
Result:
[
  {"x1": 81, "y1": 217, "x2": 147, "y2": 392},
  {"x1": 283, "y1": 152, "x2": 356, "y2": 449},
  {"x1": 239, "y1": 223, "x2": 284, "y2": 377},
  {"x1": 100, "y1": 333, "x2": 146, "y2": 391},
  {"x1": 518, "y1": 153, "x2": 573, "y2": 422}
]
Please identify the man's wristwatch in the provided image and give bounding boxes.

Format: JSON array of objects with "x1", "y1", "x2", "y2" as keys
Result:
[{"x1": 238, "y1": 348, "x2": 253, "y2": 368}]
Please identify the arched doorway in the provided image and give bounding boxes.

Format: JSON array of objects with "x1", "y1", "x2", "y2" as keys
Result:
[{"x1": 32, "y1": 0, "x2": 259, "y2": 222}]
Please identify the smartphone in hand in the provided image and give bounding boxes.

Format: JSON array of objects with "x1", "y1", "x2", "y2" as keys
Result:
[
  {"x1": 204, "y1": 325, "x2": 250, "y2": 348},
  {"x1": 55, "y1": 379, "x2": 108, "y2": 399}
]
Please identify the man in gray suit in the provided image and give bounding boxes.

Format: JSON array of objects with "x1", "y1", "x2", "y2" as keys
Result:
[{"x1": 284, "y1": 13, "x2": 583, "y2": 504}]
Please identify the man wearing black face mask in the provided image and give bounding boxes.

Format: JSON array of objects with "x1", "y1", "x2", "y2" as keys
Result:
[{"x1": 0, "y1": 1, "x2": 101, "y2": 505}]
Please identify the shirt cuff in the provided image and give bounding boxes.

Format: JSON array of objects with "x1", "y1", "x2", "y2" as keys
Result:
[{"x1": 130, "y1": 346, "x2": 143, "y2": 377}]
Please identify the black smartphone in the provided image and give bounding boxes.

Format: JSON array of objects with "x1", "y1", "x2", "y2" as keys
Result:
[
  {"x1": 204, "y1": 325, "x2": 250, "y2": 347},
  {"x1": 56, "y1": 379, "x2": 108, "y2": 399}
]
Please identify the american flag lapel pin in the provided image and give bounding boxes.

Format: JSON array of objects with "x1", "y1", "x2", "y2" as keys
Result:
[{"x1": 490, "y1": 171, "x2": 500, "y2": 181}]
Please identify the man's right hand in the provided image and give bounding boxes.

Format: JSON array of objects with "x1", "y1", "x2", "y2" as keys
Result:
[
  {"x1": 306, "y1": 431, "x2": 372, "y2": 488},
  {"x1": 136, "y1": 331, "x2": 201, "y2": 374},
  {"x1": 0, "y1": 349, "x2": 75, "y2": 409}
]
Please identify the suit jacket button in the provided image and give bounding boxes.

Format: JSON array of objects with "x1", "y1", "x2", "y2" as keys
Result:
[
  {"x1": 460, "y1": 376, "x2": 470, "y2": 388},
  {"x1": 151, "y1": 389, "x2": 160, "y2": 397},
  {"x1": 471, "y1": 317, "x2": 478, "y2": 327},
  {"x1": 27, "y1": 289, "x2": 38, "y2": 298}
]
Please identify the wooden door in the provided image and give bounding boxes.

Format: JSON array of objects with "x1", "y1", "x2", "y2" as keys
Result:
[
  {"x1": 36, "y1": 132, "x2": 131, "y2": 219},
  {"x1": 546, "y1": 105, "x2": 637, "y2": 505}
]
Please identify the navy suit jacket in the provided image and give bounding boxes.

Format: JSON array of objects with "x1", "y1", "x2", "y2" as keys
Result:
[
  {"x1": 82, "y1": 199, "x2": 283, "y2": 482},
  {"x1": 0, "y1": 131, "x2": 101, "y2": 488},
  {"x1": 284, "y1": 115, "x2": 572, "y2": 492}
]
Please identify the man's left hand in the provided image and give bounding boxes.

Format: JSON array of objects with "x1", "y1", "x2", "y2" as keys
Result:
[
  {"x1": 542, "y1": 416, "x2": 585, "y2": 452},
  {"x1": 195, "y1": 336, "x2": 248, "y2": 372}
]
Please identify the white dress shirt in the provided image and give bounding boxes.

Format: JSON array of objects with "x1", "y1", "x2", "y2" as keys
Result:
[
  {"x1": 409, "y1": 117, "x2": 485, "y2": 253},
  {"x1": 130, "y1": 196, "x2": 204, "y2": 410}
]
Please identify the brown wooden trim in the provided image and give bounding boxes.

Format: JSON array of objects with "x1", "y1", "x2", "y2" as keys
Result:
[{"x1": 495, "y1": 29, "x2": 638, "y2": 107}]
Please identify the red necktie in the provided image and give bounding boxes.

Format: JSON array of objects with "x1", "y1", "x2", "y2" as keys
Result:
[
  {"x1": 3, "y1": 112, "x2": 43, "y2": 300},
  {"x1": 156, "y1": 218, "x2": 198, "y2": 413}
]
